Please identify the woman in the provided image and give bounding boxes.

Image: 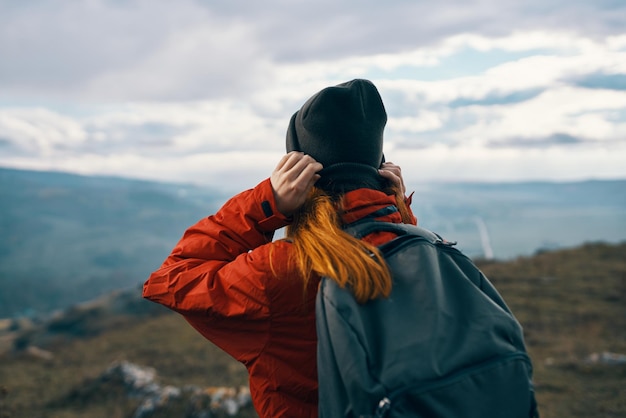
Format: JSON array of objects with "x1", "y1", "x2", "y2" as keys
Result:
[{"x1": 143, "y1": 79, "x2": 417, "y2": 417}]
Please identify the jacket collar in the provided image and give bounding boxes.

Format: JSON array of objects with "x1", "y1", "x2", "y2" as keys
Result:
[{"x1": 338, "y1": 188, "x2": 403, "y2": 225}]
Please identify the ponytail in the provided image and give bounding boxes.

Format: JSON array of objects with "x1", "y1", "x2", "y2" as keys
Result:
[{"x1": 284, "y1": 187, "x2": 408, "y2": 303}]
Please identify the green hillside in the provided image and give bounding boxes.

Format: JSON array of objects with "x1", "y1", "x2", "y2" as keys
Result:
[
  {"x1": 480, "y1": 242, "x2": 626, "y2": 417},
  {"x1": 0, "y1": 167, "x2": 228, "y2": 318},
  {"x1": 0, "y1": 241, "x2": 624, "y2": 417}
]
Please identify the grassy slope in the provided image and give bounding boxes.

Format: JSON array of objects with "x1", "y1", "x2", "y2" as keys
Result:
[
  {"x1": 478, "y1": 242, "x2": 626, "y2": 417},
  {"x1": 0, "y1": 314, "x2": 251, "y2": 418},
  {"x1": 1, "y1": 242, "x2": 625, "y2": 418}
]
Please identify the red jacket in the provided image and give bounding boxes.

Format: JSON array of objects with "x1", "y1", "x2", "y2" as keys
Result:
[{"x1": 143, "y1": 178, "x2": 416, "y2": 417}]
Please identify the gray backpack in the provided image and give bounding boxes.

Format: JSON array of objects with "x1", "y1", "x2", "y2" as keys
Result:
[{"x1": 316, "y1": 221, "x2": 539, "y2": 418}]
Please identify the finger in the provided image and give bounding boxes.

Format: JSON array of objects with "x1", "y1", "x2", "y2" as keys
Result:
[
  {"x1": 275, "y1": 151, "x2": 296, "y2": 169},
  {"x1": 297, "y1": 160, "x2": 323, "y2": 178},
  {"x1": 274, "y1": 154, "x2": 296, "y2": 179},
  {"x1": 380, "y1": 162, "x2": 401, "y2": 176},
  {"x1": 304, "y1": 174, "x2": 321, "y2": 192},
  {"x1": 378, "y1": 168, "x2": 400, "y2": 184},
  {"x1": 301, "y1": 167, "x2": 322, "y2": 194},
  {"x1": 287, "y1": 161, "x2": 322, "y2": 192},
  {"x1": 379, "y1": 168, "x2": 405, "y2": 194},
  {"x1": 285, "y1": 155, "x2": 320, "y2": 182},
  {"x1": 276, "y1": 151, "x2": 305, "y2": 173}
]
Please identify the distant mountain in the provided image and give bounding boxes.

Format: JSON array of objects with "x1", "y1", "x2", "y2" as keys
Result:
[
  {"x1": 0, "y1": 167, "x2": 229, "y2": 318},
  {"x1": 406, "y1": 179, "x2": 626, "y2": 260},
  {"x1": 1, "y1": 166, "x2": 625, "y2": 318}
]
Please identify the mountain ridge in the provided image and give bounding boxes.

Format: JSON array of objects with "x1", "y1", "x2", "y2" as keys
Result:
[{"x1": 1, "y1": 166, "x2": 625, "y2": 319}]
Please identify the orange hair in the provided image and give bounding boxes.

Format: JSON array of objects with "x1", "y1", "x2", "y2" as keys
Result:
[{"x1": 284, "y1": 186, "x2": 412, "y2": 303}]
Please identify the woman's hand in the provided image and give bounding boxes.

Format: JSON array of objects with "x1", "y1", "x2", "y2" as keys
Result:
[
  {"x1": 379, "y1": 162, "x2": 406, "y2": 195},
  {"x1": 271, "y1": 152, "x2": 323, "y2": 216}
]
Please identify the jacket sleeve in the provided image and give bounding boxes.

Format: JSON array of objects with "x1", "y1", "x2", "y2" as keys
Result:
[{"x1": 142, "y1": 178, "x2": 291, "y2": 318}]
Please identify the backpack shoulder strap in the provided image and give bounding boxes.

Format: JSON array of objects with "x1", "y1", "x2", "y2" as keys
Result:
[{"x1": 343, "y1": 220, "x2": 445, "y2": 245}]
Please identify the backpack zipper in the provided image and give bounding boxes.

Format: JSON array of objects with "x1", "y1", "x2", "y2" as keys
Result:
[{"x1": 374, "y1": 351, "x2": 532, "y2": 418}]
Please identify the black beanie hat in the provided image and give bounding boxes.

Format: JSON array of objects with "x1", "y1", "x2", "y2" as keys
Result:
[{"x1": 286, "y1": 79, "x2": 388, "y2": 193}]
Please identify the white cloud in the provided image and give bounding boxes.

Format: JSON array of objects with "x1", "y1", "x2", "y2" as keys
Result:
[
  {"x1": 0, "y1": 150, "x2": 280, "y2": 192},
  {"x1": 453, "y1": 86, "x2": 626, "y2": 144},
  {"x1": 3, "y1": 1, "x2": 625, "y2": 101},
  {"x1": 390, "y1": 112, "x2": 446, "y2": 133},
  {"x1": 80, "y1": 22, "x2": 272, "y2": 101},
  {"x1": 0, "y1": 1, "x2": 625, "y2": 185},
  {"x1": 0, "y1": 108, "x2": 87, "y2": 155},
  {"x1": 392, "y1": 143, "x2": 626, "y2": 187}
]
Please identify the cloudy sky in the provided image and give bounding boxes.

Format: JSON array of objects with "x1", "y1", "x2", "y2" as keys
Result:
[{"x1": 1, "y1": 0, "x2": 625, "y2": 191}]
